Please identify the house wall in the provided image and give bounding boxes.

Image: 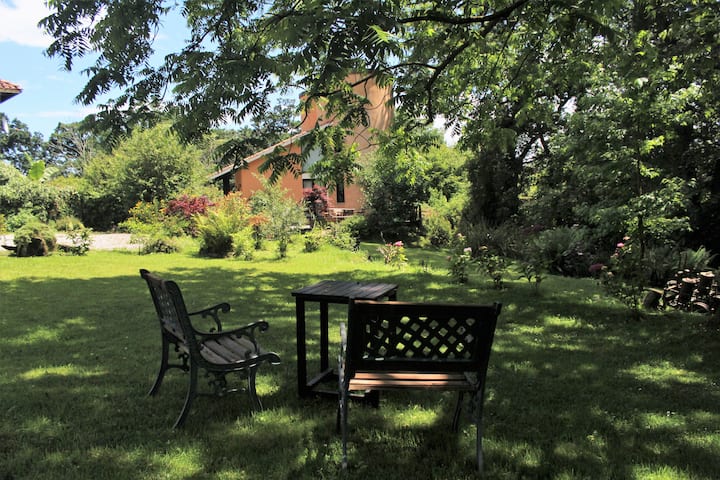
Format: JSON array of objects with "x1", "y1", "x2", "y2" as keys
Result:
[{"x1": 234, "y1": 74, "x2": 392, "y2": 212}]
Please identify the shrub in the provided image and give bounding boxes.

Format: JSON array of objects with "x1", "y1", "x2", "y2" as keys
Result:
[
  {"x1": 132, "y1": 234, "x2": 180, "y2": 254},
  {"x1": 232, "y1": 228, "x2": 255, "y2": 260},
  {"x1": 340, "y1": 214, "x2": 369, "y2": 240},
  {"x1": 54, "y1": 216, "x2": 85, "y2": 232},
  {"x1": 597, "y1": 236, "x2": 651, "y2": 317},
  {"x1": 196, "y1": 193, "x2": 250, "y2": 257},
  {"x1": 447, "y1": 234, "x2": 474, "y2": 283},
  {"x1": 302, "y1": 185, "x2": 329, "y2": 226},
  {"x1": 164, "y1": 194, "x2": 212, "y2": 236},
  {"x1": 378, "y1": 240, "x2": 408, "y2": 269},
  {"x1": 303, "y1": 227, "x2": 326, "y2": 252},
  {"x1": 14, "y1": 221, "x2": 57, "y2": 257},
  {"x1": 476, "y1": 245, "x2": 508, "y2": 289},
  {"x1": 532, "y1": 226, "x2": 595, "y2": 277},
  {"x1": 423, "y1": 211, "x2": 452, "y2": 247},
  {"x1": 0, "y1": 213, "x2": 5, "y2": 233},
  {"x1": 63, "y1": 225, "x2": 93, "y2": 255},
  {"x1": 5, "y1": 209, "x2": 41, "y2": 232},
  {"x1": 327, "y1": 222, "x2": 358, "y2": 250}
]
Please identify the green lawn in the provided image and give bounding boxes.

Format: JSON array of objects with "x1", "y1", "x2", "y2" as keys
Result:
[{"x1": 1, "y1": 242, "x2": 719, "y2": 479}]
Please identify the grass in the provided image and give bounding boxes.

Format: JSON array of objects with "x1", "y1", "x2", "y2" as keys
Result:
[{"x1": 1, "y1": 241, "x2": 719, "y2": 479}]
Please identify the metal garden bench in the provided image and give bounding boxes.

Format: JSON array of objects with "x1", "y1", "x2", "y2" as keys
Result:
[
  {"x1": 140, "y1": 269, "x2": 281, "y2": 428},
  {"x1": 338, "y1": 299, "x2": 501, "y2": 472}
]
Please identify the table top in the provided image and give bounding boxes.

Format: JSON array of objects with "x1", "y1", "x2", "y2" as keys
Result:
[{"x1": 291, "y1": 280, "x2": 398, "y2": 302}]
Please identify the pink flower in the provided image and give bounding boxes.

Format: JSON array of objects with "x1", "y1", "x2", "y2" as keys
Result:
[
  {"x1": 617, "y1": 242, "x2": 625, "y2": 248},
  {"x1": 463, "y1": 247, "x2": 472, "y2": 253},
  {"x1": 393, "y1": 241, "x2": 404, "y2": 247}
]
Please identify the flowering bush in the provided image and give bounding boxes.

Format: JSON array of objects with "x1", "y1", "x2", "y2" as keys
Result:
[
  {"x1": 379, "y1": 240, "x2": 407, "y2": 268},
  {"x1": 448, "y1": 247, "x2": 473, "y2": 283},
  {"x1": 596, "y1": 236, "x2": 650, "y2": 316},
  {"x1": 477, "y1": 245, "x2": 508, "y2": 289}
]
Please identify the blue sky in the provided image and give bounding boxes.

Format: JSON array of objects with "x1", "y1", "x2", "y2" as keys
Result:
[{"x1": 0, "y1": 0, "x2": 186, "y2": 139}]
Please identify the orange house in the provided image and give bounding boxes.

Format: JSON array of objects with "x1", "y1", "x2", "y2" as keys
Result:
[{"x1": 210, "y1": 74, "x2": 393, "y2": 216}]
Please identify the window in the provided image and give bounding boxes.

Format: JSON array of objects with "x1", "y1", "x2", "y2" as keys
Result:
[
  {"x1": 336, "y1": 182, "x2": 345, "y2": 203},
  {"x1": 303, "y1": 178, "x2": 314, "y2": 190}
]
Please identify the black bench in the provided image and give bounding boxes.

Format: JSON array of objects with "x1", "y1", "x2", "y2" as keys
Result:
[
  {"x1": 339, "y1": 299, "x2": 501, "y2": 471},
  {"x1": 140, "y1": 269, "x2": 281, "y2": 428}
]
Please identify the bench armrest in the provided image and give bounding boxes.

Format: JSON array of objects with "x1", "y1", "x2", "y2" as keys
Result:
[
  {"x1": 188, "y1": 302, "x2": 231, "y2": 332},
  {"x1": 197, "y1": 320, "x2": 271, "y2": 352}
]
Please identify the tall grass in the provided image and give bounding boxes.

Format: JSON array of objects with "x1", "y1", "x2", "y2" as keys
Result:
[{"x1": 1, "y1": 242, "x2": 719, "y2": 479}]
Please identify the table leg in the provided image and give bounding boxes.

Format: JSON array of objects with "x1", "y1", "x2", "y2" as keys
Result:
[
  {"x1": 320, "y1": 301, "x2": 329, "y2": 372},
  {"x1": 296, "y1": 298, "x2": 308, "y2": 397}
]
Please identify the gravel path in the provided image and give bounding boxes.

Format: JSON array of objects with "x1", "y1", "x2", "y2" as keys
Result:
[{"x1": 1, "y1": 233, "x2": 139, "y2": 251}]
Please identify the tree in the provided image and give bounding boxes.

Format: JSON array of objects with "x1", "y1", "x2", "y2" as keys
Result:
[
  {"x1": 360, "y1": 125, "x2": 441, "y2": 239},
  {"x1": 0, "y1": 114, "x2": 49, "y2": 173},
  {"x1": 40, "y1": 1, "x2": 615, "y2": 161},
  {"x1": 522, "y1": 1, "x2": 720, "y2": 253},
  {"x1": 46, "y1": 122, "x2": 98, "y2": 175},
  {"x1": 81, "y1": 123, "x2": 206, "y2": 229}
]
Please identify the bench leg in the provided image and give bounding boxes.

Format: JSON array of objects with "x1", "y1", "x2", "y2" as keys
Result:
[
  {"x1": 247, "y1": 366, "x2": 262, "y2": 411},
  {"x1": 475, "y1": 390, "x2": 484, "y2": 473},
  {"x1": 174, "y1": 361, "x2": 198, "y2": 428},
  {"x1": 452, "y1": 392, "x2": 464, "y2": 432},
  {"x1": 149, "y1": 337, "x2": 171, "y2": 396}
]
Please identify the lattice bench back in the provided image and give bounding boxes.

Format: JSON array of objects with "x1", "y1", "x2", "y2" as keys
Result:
[{"x1": 346, "y1": 300, "x2": 501, "y2": 375}]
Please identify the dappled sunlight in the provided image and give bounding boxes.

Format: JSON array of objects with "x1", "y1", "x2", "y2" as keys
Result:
[
  {"x1": 20, "y1": 363, "x2": 106, "y2": 380},
  {"x1": 624, "y1": 361, "x2": 710, "y2": 386}
]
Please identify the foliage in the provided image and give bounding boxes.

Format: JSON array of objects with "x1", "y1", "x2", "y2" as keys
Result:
[
  {"x1": 446, "y1": 234, "x2": 473, "y2": 284},
  {"x1": 232, "y1": 228, "x2": 256, "y2": 260},
  {"x1": 196, "y1": 193, "x2": 251, "y2": 258},
  {"x1": 164, "y1": 194, "x2": 213, "y2": 236},
  {"x1": 303, "y1": 227, "x2": 325, "y2": 253},
  {"x1": 326, "y1": 222, "x2": 358, "y2": 251},
  {"x1": 422, "y1": 210, "x2": 453, "y2": 248},
  {"x1": 532, "y1": 227, "x2": 596, "y2": 278},
  {"x1": 0, "y1": 163, "x2": 80, "y2": 226},
  {"x1": 463, "y1": 220, "x2": 521, "y2": 260},
  {"x1": 475, "y1": 246, "x2": 508, "y2": 290},
  {"x1": 0, "y1": 114, "x2": 49, "y2": 173},
  {"x1": 597, "y1": 237, "x2": 651, "y2": 317},
  {"x1": 62, "y1": 225, "x2": 93, "y2": 256},
  {"x1": 13, "y1": 220, "x2": 56, "y2": 257},
  {"x1": 249, "y1": 179, "x2": 305, "y2": 259},
  {"x1": 302, "y1": 185, "x2": 329, "y2": 226},
  {"x1": 80, "y1": 123, "x2": 206, "y2": 228},
  {"x1": 378, "y1": 240, "x2": 407, "y2": 269},
  {"x1": 53, "y1": 216, "x2": 85, "y2": 232},
  {"x1": 361, "y1": 126, "x2": 440, "y2": 239},
  {"x1": 677, "y1": 246, "x2": 717, "y2": 275},
  {"x1": 133, "y1": 234, "x2": 181, "y2": 255}
]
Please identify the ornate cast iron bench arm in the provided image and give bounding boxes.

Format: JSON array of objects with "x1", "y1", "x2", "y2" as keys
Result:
[
  {"x1": 140, "y1": 269, "x2": 281, "y2": 428},
  {"x1": 339, "y1": 299, "x2": 501, "y2": 473},
  {"x1": 188, "y1": 303, "x2": 230, "y2": 331}
]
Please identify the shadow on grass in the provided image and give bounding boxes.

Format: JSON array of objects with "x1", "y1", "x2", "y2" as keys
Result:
[{"x1": 0, "y1": 260, "x2": 719, "y2": 479}]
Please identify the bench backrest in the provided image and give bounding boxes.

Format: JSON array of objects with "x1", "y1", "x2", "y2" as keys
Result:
[
  {"x1": 347, "y1": 299, "x2": 501, "y2": 374},
  {"x1": 140, "y1": 269, "x2": 196, "y2": 350}
]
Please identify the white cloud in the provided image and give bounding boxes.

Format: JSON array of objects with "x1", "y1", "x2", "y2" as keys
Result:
[{"x1": 0, "y1": 0, "x2": 53, "y2": 48}]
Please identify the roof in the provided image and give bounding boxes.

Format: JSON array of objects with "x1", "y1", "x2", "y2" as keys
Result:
[
  {"x1": 0, "y1": 79, "x2": 22, "y2": 103},
  {"x1": 209, "y1": 129, "x2": 313, "y2": 181}
]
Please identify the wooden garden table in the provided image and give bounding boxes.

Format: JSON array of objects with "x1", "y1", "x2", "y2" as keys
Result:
[{"x1": 291, "y1": 280, "x2": 398, "y2": 398}]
